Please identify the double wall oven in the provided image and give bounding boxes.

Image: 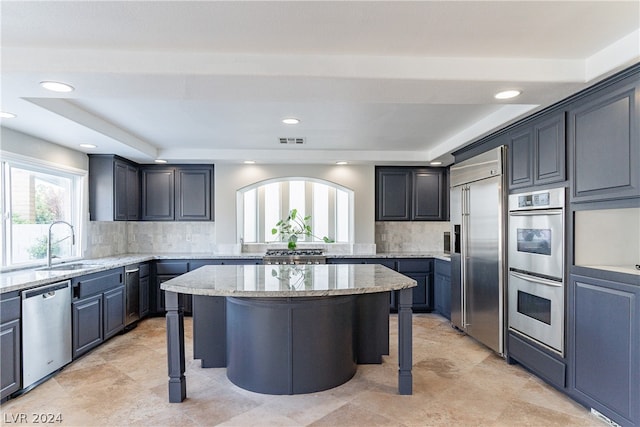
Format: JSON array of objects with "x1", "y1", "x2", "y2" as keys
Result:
[{"x1": 508, "y1": 187, "x2": 565, "y2": 355}]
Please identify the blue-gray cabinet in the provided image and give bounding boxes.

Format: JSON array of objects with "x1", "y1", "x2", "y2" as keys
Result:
[
  {"x1": 434, "y1": 259, "x2": 451, "y2": 319},
  {"x1": 89, "y1": 155, "x2": 140, "y2": 221},
  {"x1": 568, "y1": 77, "x2": 639, "y2": 203},
  {"x1": 139, "y1": 263, "x2": 150, "y2": 318},
  {"x1": 0, "y1": 291, "x2": 21, "y2": 401},
  {"x1": 141, "y1": 165, "x2": 213, "y2": 221},
  {"x1": 376, "y1": 167, "x2": 447, "y2": 221},
  {"x1": 71, "y1": 268, "x2": 124, "y2": 359},
  {"x1": 568, "y1": 273, "x2": 639, "y2": 427},
  {"x1": 508, "y1": 110, "x2": 566, "y2": 190},
  {"x1": 327, "y1": 257, "x2": 433, "y2": 312}
]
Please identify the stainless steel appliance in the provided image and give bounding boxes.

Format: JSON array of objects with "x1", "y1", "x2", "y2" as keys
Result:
[
  {"x1": 263, "y1": 249, "x2": 327, "y2": 265},
  {"x1": 508, "y1": 187, "x2": 565, "y2": 354},
  {"x1": 450, "y1": 146, "x2": 507, "y2": 355},
  {"x1": 125, "y1": 265, "x2": 140, "y2": 328},
  {"x1": 21, "y1": 280, "x2": 72, "y2": 390}
]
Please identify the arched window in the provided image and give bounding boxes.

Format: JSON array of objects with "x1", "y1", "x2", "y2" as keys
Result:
[{"x1": 238, "y1": 178, "x2": 353, "y2": 244}]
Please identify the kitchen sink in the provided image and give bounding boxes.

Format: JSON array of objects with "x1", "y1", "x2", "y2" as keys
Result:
[{"x1": 37, "y1": 263, "x2": 102, "y2": 272}]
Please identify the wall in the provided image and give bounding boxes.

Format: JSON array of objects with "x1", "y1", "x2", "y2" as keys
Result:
[{"x1": 215, "y1": 163, "x2": 377, "y2": 254}]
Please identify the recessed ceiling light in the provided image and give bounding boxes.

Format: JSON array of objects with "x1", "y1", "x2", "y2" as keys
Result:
[
  {"x1": 244, "y1": 160, "x2": 256, "y2": 164},
  {"x1": 0, "y1": 112, "x2": 16, "y2": 119},
  {"x1": 282, "y1": 118, "x2": 300, "y2": 125},
  {"x1": 336, "y1": 161, "x2": 348, "y2": 165},
  {"x1": 154, "y1": 159, "x2": 167, "y2": 164},
  {"x1": 79, "y1": 143, "x2": 97, "y2": 149},
  {"x1": 494, "y1": 90, "x2": 521, "y2": 100},
  {"x1": 430, "y1": 161, "x2": 442, "y2": 166},
  {"x1": 40, "y1": 81, "x2": 74, "y2": 93}
]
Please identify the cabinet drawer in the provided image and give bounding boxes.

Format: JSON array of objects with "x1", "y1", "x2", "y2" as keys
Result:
[
  {"x1": 0, "y1": 294, "x2": 20, "y2": 323},
  {"x1": 156, "y1": 261, "x2": 188, "y2": 275},
  {"x1": 397, "y1": 259, "x2": 432, "y2": 273},
  {"x1": 73, "y1": 268, "x2": 123, "y2": 299}
]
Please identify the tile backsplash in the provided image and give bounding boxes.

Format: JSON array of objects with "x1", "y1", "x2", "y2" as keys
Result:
[
  {"x1": 85, "y1": 221, "x2": 217, "y2": 257},
  {"x1": 85, "y1": 220, "x2": 450, "y2": 258},
  {"x1": 375, "y1": 221, "x2": 450, "y2": 253}
]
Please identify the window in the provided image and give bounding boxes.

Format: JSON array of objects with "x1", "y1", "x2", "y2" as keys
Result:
[
  {"x1": 1, "y1": 156, "x2": 84, "y2": 268},
  {"x1": 239, "y1": 178, "x2": 353, "y2": 244}
]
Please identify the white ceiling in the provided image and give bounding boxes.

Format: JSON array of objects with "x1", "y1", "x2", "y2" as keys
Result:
[{"x1": 1, "y1": 1, "x2": 639, "y2": 165}]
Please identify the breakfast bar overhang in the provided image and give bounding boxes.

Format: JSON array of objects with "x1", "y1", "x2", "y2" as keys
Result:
[{"x1": 161, "y1": 264, "x2": 417, "y2": 402}]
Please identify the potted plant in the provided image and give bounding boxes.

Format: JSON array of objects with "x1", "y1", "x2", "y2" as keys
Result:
[{"x1": 271, "y1": 208, "x2": 334, "y2": 250}]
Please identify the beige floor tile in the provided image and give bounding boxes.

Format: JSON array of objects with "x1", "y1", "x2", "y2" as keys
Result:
[{"x1": 0, "y1": 314, "x2": 599, "y2": 427}]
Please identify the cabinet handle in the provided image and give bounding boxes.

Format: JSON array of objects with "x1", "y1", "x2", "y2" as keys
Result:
[{"x1": 125, "y1": 268, "x2": 140, "y2": 274}]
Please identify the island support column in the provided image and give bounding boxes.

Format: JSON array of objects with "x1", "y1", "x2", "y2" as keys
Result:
[
  {"x1": 398, "y1": 288, "x2": 413, "y2": 395},
  {"x1": 166, "y1": 291, "x2": 186, "y2": 402}
]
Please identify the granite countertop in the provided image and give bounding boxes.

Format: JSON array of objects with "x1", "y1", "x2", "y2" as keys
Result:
[
  {"x1": 0, "y1": 252, "x2": 449, "y2": 294},
  {"x1": 161, "y1": 264, "x2": 417, "y2": 297}
]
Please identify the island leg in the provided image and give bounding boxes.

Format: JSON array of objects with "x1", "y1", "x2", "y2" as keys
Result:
[
  {"x1": 397, "y1": 288, "x2": 413, "y2": 395},
  {"x1": 165, "y1": 291, "x2": 186, "y2": 402}
]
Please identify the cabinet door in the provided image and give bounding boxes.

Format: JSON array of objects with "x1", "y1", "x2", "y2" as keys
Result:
[
  {"x1": 0, "y1": 319, "x2": 21, "y2": 399},
  {"x1": 413, "y1": 170, "x2": 444, "y2": 220},
  {"x1": 402, "y1": 271, "x2": 432, "y2": 312},
  {"x1": 104, "y1": 286, "x2": 125, "y2": 340},
  {"x1": 126, "y1": 165, "x2": 140, "y2": 220},
  {"x1": 141, "y1": 168, "x2": 175, "y2": 220},
  {"x1": 569, "y1": 82, "x2": 639, "y2": 202},
  {"x1": 534, "y1": 112, "x2": 566, "y2": 185},
  {"x1": 139, "y1": 275, "x2": 150, "y2": 318},
  {"x1": 175, "y1": 167, "x2": 212, "y2": 221},
  {"x1": 376, "y1": 169, "x2": 411, "y2": 221},
  {"x1": 73, "y1": 294, "x2": 103, "y2": 359},
  {"x1": 509, "y1": 127, "x2": 534, "y2": 189},
  {"x1": 114, "y1": 161, "x2": 128, "y2": 221},
  {"x1": 569, "y1": 274, "x2": 639, "y2": 426}
]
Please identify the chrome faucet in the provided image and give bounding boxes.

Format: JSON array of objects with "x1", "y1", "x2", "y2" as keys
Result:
[{"x1": 47, "y1": 221, "x2": 76, "y2": 267}]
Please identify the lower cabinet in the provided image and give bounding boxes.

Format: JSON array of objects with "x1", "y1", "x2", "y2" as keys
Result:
[
  {"x1": 568, "y1": 272, "x2": 639, "y2": 427},
  {"x1": 434, "y1": 259, "x2": 451, "y2": 319},
  {"x1": 152, "y1": 261, "x2": 189, "y2": 315},
  {"x1": 71, "y1": 268, "x2": 125, "y2": 359},
  {"x1": 104, "y1": 287, "x2": 125, "y2": 340},
  {"x1": 1, "y1": 292, "x2": 21, "y2": 401},
  {"x1": 72, "y1": 294, "x2": 103, "y2": 359},
  {"x1": 140, "y1": 275, "x2": 150, "y2": 318},
  {"x1": 329, "y1": 257, "x2": 433, "y2": 313},
  {"x1": 397, "y1": 259, "x2": 433, "y2": 312}
]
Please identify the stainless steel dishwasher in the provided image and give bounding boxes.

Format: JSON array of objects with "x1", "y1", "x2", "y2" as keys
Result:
[{"x1": 22, "y1": 280, "x2": 72, "y2": 390}]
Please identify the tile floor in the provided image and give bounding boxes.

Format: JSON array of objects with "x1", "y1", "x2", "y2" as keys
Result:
[{"x1": 1, "y1": 314, "x2": 602, "y2": 426}]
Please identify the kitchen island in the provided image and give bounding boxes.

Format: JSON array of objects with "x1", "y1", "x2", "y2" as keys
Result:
[{"x1": 160, "y1": 264, "x2": 417, "y2": 402}]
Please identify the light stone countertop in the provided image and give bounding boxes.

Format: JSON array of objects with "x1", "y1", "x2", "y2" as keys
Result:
[
  {"x1": 0, "y1": 252, "x2": 448, "y2": 294},
  {"x1": 160, "y1": 264, "x2": 417, "y2": 298}
]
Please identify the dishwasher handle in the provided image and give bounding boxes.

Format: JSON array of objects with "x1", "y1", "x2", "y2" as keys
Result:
[{"x1": 23, "y1": 282, "x2": 70, "y2": 299}]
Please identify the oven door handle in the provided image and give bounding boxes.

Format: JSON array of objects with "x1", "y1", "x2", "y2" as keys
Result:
[
  {"x1": 509, "y1": 209, "x2": 563, "y2": 216},
  {"x1": 509, "y1": 271, "x2": 563, "y2": 287}
]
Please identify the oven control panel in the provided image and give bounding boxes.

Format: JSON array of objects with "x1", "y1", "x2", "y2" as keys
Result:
[
  {"x1": 518, "y1": 192, "x2": 550, "y2": 208},
  {"x1": 509, "y1": 187, "x2": 564, "y2": 211}
]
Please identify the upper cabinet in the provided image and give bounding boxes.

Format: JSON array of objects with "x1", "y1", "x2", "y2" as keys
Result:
[
  {"x1": 141, "y1": 165, "x2": 213, "y2": 221},
  {"x1": 508, "y1": 110, "x2": 566, "y2": 190},
  {"x1": 89, "y1": 156, "x2": 214, "y2": 222},
  {"x1": 376, "y1": 167, "x2": 447, "y2": 221},
  {"x1": 89, "y1": 155, "x2": 140, "y2": 221},
  {"x1": 568, "y1": 78, "x2": 639, "y2": 203}
]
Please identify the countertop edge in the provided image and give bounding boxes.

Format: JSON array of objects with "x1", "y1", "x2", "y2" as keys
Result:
[{"x1": 1, "y1": 252, "x2": 449, "y2": 294}]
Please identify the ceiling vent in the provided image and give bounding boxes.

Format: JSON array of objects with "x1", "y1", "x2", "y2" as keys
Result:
[{"x1": 279, "y1": 137, "x2": 305, "y2": 145}]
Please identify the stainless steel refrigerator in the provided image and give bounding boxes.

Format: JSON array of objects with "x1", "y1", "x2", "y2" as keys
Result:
[{"x1": 449, "y1": 145, "x2": 507, "y2": 356}]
